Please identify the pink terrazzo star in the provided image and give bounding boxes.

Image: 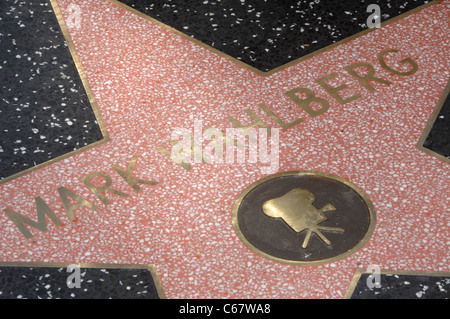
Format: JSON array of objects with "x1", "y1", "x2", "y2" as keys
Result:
[{"x1": 0, "y1": 0, "x2": 448, "y2": 299}]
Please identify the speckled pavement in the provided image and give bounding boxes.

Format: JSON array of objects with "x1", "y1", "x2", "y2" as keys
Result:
[{"x1": 0, "y1": 0, "x2": 448, "y2": 300}]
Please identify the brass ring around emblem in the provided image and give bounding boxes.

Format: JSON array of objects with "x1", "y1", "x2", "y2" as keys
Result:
[{"x1": 231, "y1": 171, "x2": 376, "y2": 265}]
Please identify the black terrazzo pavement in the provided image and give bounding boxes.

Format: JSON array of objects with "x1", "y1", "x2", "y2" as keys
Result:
[
  {"x1": 0, "y1": 0, "x2": 104, "y2": 181},
  {"x1": 350, "y1": 273, "x2": 450, "y2": 299},
  {"x1": 117, "y1": 0, "x2": 433, "y2": 72},
  {"x1": 422, "y1": 89, "x2": 450, "y2": 159},
  {"x1": 0, "y1": 265, "x2": 161, "y2": 299}
]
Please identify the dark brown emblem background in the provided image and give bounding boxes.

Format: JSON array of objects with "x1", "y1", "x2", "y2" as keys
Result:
[{"x1": 232, "y1": 171, "x2": 376, "y2": 265}]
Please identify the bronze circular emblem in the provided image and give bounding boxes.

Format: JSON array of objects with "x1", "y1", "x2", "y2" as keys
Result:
[{"x1": 232, "y1": 171, "x2": 376, "y2": 265}]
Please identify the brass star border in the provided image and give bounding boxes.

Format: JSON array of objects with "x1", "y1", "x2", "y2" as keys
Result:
[
  {"x1": 417, "y1": 78, "x2": 450, "y2": 163},
  {"x1": 108, "y1": 0, "x2": 442, "y2": 77},
  {"x1": 0, "y1": 0, "x2": 110, "y2": 186},
  {"x1": 344, "y1": 269, "x2": 450, "y2": 299},
  {"x1": 0, "y1": 262, "x2": 166, "y2": 299}
]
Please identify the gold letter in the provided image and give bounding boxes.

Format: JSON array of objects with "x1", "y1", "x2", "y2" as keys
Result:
[
  {"x1": 203, "y1": 128, "x2": 224, "y2": 164},
  {"x1": 4, "y1": 197, "x2": 63, "y2": 239},
  {"x1": 81, "y1": 172, "x2": 129, "y2": 205},
  {"x1": 285, "y1": 88, "x2": 329, "y2": 117},
  {"x1": 228, "y1": 109, "x2": 271, "y2": 141},
  {"x1": 113, "y1": 156, "x2": 159, "y2": 192},
  {"x1": 378, "y1": 48, "x2": 418, "y2": 76},
  {"x1": 156, "y1": 146, "x2": 192, "y2": 170},
  {"x1": 58, "y1": 187, "x2": 98, "y2": 221},
  {"x1": 259, "y1": 103, "x2": 303, "y2": 129},
  {"x1": 345, "y1": 62, "x2": 392, "y2": 92},
  {"x1": 316, "y1": 73, "x2": 361, "y2": 104},
  {"x1": 225, "y1": 127, "x2": 258, "y2": 164}
]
